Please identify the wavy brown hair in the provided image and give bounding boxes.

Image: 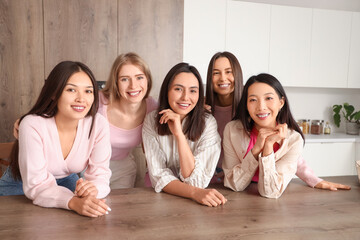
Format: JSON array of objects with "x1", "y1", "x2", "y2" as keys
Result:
[
  {"x1": 156, "y1": 62, "x2": 207, "y2": 141},
  {"x1": 10, "y1": 61, "x2": 98, "y2": 180}
]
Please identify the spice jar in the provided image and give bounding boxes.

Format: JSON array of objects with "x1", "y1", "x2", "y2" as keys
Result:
[
  {"x1": 311, "y1": 120, "x2": 323, "y2": 134},
  {"x1": 324, "y1": 121, "x2": 331, "y2": 134},
  {"x1": 298, "y1": 119, "x2": 310, "y2": 134}
]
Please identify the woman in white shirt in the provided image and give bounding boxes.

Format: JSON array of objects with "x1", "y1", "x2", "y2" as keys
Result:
[{"x1": 142, "y1": 63, "x2": 227, "y2": 207}]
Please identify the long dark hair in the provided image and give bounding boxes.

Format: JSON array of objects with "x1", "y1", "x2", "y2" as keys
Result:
[
  {"x1": 205, "y1": 51, "x2": 243, "y2": 116},
  {"x1": 10, "y1": 61, "x2": 99, "y2": 180},
  {"x1": 156, "y1": 62, "x2": 206, "y2": 141},
  {"x1": 233, "y1": 73, "x2": 304, "y2": 140}
]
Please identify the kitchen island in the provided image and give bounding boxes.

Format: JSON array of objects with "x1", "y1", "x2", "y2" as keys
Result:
[{"x1": 0, "y1": 176, "x2": 359, "y2": 239}]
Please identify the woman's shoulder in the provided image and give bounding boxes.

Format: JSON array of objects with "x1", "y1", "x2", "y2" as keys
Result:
[
  {"x1": 19, "y1": 115, "x2": 55, "y2": 137},
  {"x1": 98, "y1": 91, "x2": 109, "y2": 109},
  {"x1": 224, "y1": 119, "x2": 244, "y2": 131},
  {"x1": 143, "y1": 110, "x2": 158, "y2": 135},
  {"x1": 87, "y1": 113, "x2": 108, "y2": 125},
  {"x1": 144, "y1": 109, "x2": 157, "y2": 124},
  {"x1": 287, "y1": 128, "x2": 304, "y2": 145},
  {"x1": 145, "y1": 96, "x2": 159, "y2": 113},
  {"x1": 20, "y1": 115, "x2": 52, "y2": 128},
  {"x1": 81, "y1": 113, "x2": 108, "y2": 130}
]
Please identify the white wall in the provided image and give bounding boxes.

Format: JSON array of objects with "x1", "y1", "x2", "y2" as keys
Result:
[
  {"x1": 285, "y1": 87, "x2": 360, "y2": 133},
  {"x1": 237, "y1": 0, "x2": 360, "y2": 12}
]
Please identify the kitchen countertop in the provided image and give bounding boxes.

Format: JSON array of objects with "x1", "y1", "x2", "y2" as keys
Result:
[
  {"x1": 304, "y1": 132, "x2": 360, "y2": 143},
  {"x1": 1, "y1": 176, "x2": 359, "y2": 239}
]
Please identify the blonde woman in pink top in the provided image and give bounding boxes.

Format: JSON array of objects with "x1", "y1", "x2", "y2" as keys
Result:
[
  {"x1": 205, "y1": 51, "x2": 350, "y2": 191},
  {"x1": 0, "y1": 61, "x2": 111, "y2": 217},
  {"x1": 99, "y1": 53, "x2": 158, "y2": 189}
]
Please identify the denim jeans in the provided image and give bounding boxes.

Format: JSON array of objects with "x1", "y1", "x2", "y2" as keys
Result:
[{"x1": 0, "y1": 167, "x2": 79, "y2": 196}]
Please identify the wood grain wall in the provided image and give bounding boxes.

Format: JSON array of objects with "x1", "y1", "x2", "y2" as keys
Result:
[
  {"x1": 0, "y1": 0, "x2": 44, "y2": 142},
  {"x1": 43, "y1": 0, "x2": 117, "y2": 80},
  {"x1": 0, "y1": 0, "x2": 183, "y2": 142},
  {"x1": 118, "y1": 0, "x2": 183, "y2": 97}
]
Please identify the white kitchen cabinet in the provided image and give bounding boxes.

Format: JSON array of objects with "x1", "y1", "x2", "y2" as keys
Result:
[
  {"x1": 269, "y1": 5, "x2": 312, "y2": 87},
  {"x1": 225, "y1": 1, "x2": 270, "y2": 82},
  {"x1": 183, "y1": 0, "x2": 227, "y2": 80},
  {"x1": 302, "y1": 142, "x2": 356, "y2": 177},
  {"x1": 309, "y1": 9, "x2": 352, "y2": 88},
  {"x1": 183, "y1": 1, "x2": 360, "y2": 89},
  {"x1": 348, "y1": 12, "x2": 360, "y2": 88}
]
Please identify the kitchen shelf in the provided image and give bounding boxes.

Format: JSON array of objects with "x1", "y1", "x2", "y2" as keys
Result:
[{"x1": 304, "y1": 133, "x2": 360, "y2": 143}]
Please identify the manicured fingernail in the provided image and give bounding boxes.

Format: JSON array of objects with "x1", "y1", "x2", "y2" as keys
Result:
[
  {"x1": 106, "y1": 211, "x2": 109, "y2": 215},
  {"x1": 107, "y1": 207, "x2": 112, "y2": 211}
]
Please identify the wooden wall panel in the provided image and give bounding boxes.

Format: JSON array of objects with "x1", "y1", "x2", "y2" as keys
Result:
[
  {"x1": 0, "y1": 0, "x2": 44, "y2": 142},
  {"x1": 44, "y1": 0, "x2": 117, "y2": 81},
  {"x1": 0, "y1": 0, "x2": 184, "y2": 142},
  {"x1": 118, "y1": 0, "x2": 184, "y2": 98}
]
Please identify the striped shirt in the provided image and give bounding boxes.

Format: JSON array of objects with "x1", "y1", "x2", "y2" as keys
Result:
[{"x1": 142, "y1": 110, "x2": 221, "y2": 193}]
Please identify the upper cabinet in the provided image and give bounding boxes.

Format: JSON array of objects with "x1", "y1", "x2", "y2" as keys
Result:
[
  {"x1": 226, "y1": 1, "x2": 270, "y2": 82},
  {"x1": 183, "y1": 0, "x2": 360, "y2": 88},
  {"x1": 269, "y1": 5, "x2": 312, "y2": 87},
  {"x1": 348, "y1": 12, "x2": 360, "y2": 88},
  {"x1": 309, "y1": 9, "x2": 352, "y2": 88},
  {"x1": 183, "y1": 0, "x2": 226, "y2": 80}
]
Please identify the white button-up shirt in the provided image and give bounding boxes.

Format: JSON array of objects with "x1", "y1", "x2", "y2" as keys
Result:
[{"x1": 142, "y1": 111, "x2": 221, "y2": 192}]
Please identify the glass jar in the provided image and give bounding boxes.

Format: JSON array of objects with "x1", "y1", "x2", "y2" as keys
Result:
[
  {"x1": 311, "y1": 120, "x2": 323, "y2": 134},
  {"x1": 324, "y1": 121, "x2": 331, "y2": 134},
  {"x1": 298, "y1": 119, "x2": 310, "y2": 134}
]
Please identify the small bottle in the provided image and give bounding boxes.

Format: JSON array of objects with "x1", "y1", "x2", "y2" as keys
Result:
[{"x1": 324, "y1": 121, "x2": 331, "y2": 134}]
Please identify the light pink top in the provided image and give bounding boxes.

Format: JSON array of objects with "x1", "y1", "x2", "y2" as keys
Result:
[
  {"x1": 213, "y1": 105, "x2": 322, "y2": 187},
  {"x1": 98, "y1": 92, "x2": 158, "y2": 161},
  {"x1": 18, "y1": 114, "x2": 112, "y2": 210}
]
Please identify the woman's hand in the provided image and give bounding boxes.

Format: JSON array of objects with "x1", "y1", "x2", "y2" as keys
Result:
[
  {"x1": 68, "y1": 196, "x2": 111, "y2": 217},
  {"x1": 159, "y1": 109, "x2": 183, "y2": 137},
  {"x1": 262, "y1": 123, "x2": 288, "y2": 157},
  {"x1": 251, "y1": 128, "x2": 277, "y2": 159},
  {"x1": 191, "y1": 188, "x2": 227, "y2": 207},
  {"x1": 13, "y1": 118, "x2": 20, "y2": 139},
  {"x1": 265, "y1": 123, "x2": 288, "y2": 144},
  {"x1": 204, "y1": 103, "x2": 212, "y2": 112},
  {"x1": 74, "y1": 178, "x2": 98, "y2": 198},
  {"x1": 315, "y1": 180, "x2": 351, "y2": 191}
]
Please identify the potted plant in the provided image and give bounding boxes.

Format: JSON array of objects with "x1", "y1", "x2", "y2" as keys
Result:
[{"x1": 332, "y1": 103, "x2": 360, "y2": 135}]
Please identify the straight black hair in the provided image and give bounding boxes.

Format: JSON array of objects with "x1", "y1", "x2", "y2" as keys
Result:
[{"x1": 233, "y1": 73, "x2": 304, "y2": 140}]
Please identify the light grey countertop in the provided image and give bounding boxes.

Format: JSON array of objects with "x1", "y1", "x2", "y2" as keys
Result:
[{"x1": 304, "y1": 132, "x2": 360, "y2": 143}]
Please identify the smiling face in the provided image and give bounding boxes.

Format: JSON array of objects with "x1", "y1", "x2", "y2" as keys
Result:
[
  {"x1": 168, "y1": 72, "x2": 199, "y2": 120},
  {"x1": 212, "y1": 57, "x2": 235, "y2": 97},
  {"x1": 56, "y1": 71, "x2": 94, "y2": 122},
  {"x1": 247, "y1": 82, "x2": 284, "y2": 129},
  {"x1": 117, "y1": 64, "x2": 148, "y2": 103}
]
